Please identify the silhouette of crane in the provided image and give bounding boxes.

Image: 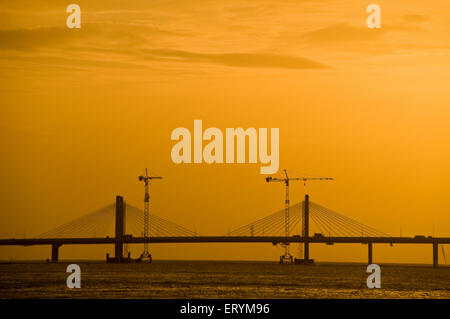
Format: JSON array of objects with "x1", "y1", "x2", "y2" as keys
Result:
[
  {"x1": 265, "y1": 169, "x2": 333, "y2": 263},
  {"x1": 138, "y1": 168, "x2": 162, "y2": 262}
]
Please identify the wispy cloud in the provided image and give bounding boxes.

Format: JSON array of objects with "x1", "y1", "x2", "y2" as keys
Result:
[
  {"x1": 0, "y1": 27, "x2": 72, "y2": 50},
  {"x1": 0, "y1": 24, "x2": 183, "y2": 51},
  {"x1": 143, "y1": 49, "x2": 328, "y2": 70},
  {"x1": 403, "y1": 14, "x2": 430, "y2": 23},
  {"x1": 302, "y1": 23, "x2": 385, "y2": 44},
  {"x1": 0, "y1": 25, "x2": 329, "y2": 72}
]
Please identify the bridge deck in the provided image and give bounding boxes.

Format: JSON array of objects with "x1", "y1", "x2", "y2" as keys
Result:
[{"x1": 1, "y1": 236, "x2": 450, "y2": 246}]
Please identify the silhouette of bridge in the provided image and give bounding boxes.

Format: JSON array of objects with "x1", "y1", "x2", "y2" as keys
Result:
[{"x1": 0, "y1": 195, "x2": 449, "y2": 267}]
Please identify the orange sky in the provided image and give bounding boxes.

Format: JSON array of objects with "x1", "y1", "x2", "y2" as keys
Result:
[{"x1": 1, "y1": 0, "x2": 450, "y2": 264}]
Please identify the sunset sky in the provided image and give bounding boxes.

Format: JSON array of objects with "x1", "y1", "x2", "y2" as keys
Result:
[{"x1": 1, "y1": 0, "x2": 450, "y2": 263}]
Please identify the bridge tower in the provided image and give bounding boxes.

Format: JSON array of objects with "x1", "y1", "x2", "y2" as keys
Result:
[
  {"x1": 302, "y1": 194, "x2": 310, "y2": 262},
  {"x1": 114, "y1": 195, "x2": 126, "y2": 261}
]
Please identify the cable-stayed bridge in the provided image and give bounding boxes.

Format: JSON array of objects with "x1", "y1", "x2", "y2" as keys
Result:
[
  {"x1": 37, "y1": 203, "x2": 199, "y2": 239},
  {"x1": 226, "y1": 201, "x2": 390, "y2": 238},
  {"x1": 0, "y1": 195, "x2": 449, "y2": 267}
]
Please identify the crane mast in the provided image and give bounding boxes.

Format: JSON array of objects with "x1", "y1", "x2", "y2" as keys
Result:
[
  {"x1": 266, "y1": 169, "x2": 333, "y2": 263},
  {"x1": 138, "y1": 168, "x2": 162, "y2": 262}
]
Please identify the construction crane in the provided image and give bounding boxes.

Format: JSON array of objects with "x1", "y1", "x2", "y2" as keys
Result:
[
  {"x1": 265, "y1": 169, "x2": 333, "y2": 263},
  {"x1": 138, "y1": 168, "x2": 162, "y2": 262}
]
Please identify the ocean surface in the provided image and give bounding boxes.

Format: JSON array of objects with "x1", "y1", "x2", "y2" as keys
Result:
[{"x1": 0, "y1": 260, "x2": 449, "y2": 298}]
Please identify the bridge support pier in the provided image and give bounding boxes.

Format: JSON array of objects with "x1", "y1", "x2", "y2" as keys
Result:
[
  {"x1": 51, "y1": 243, "x2": 61, "y2": 262},
  {"x1": 368, "y1": 243, "x2": 373, "y2": 265},
  {"x1": 433, "y1": 243, "x2": 438, "y2": 268}
]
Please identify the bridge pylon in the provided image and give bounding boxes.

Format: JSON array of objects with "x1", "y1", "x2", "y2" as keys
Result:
[
  {"x1": 106, "y1": 195, "x2": 133, "y2": 263},
  {"x1": 115, "y1": 196, "x2": 125, "y2": 261},
  {"x1": 294, "y1": 194, "x2": 314, "y2": 265}
]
